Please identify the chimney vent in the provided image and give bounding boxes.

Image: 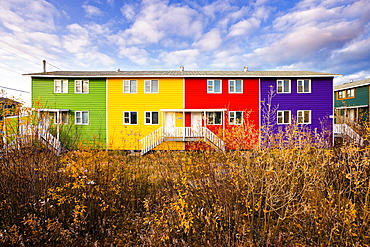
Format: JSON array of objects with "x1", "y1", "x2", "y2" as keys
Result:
[
  {"x1": 243, "y1": 66, "x2": 248, "y2": 72},
  {"x1": 350, "y1": 79, "x2": 353, "y2": 83},
  {"x1": 116, "y1": 68, "x2": 120, "y2": 72},
  {"x1": 180, "y1": 65, "x2": 184, "y2": 72},
  {"x1": 43, "y1": 60, "x2": 46, "y2": 73}
]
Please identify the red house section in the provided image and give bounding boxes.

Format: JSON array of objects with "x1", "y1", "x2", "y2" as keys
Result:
[{"x1": 184, "y1": 77, "x2": 260, "y2": 150}]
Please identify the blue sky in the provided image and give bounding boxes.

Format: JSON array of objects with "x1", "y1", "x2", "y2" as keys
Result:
[{"x1": 0, "y1": 0, "x2": 369, "y2": 105}]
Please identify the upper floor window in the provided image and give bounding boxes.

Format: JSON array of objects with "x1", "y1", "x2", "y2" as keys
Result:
[
  {"x1": 144, "y1": 80, "x2": 159, "y2": 93},
  {"x1": 145, "y1": 111, "x2": 159, "y2": 125},
  {"x1": 207, "y1": 79, "x2": 222, "y2": 93},
  {"x1": 229, "y1": 80, "x2": 243, "y2": 93},
  {"x1": 229, "y1": 111, "x2": 243, "y2": 125},
  {"x1": 54, "y1": 79, "x2": 68, "y2": 93},
  {"x1": 75, "y1": 80, "x2": 89, "y2": 94},
  {"x1": 75, "y1": 111, "x2": 89, "y2": 125},
  {"x1": 207, "y1": 112, "x2": 222, "y2": 125},
  {"x1": 123, "y1": 80, "x2": 138, "y2": 93},
  {"x1": 297, "y1": 79, "x2": 311, "y2": 93},
  {"x1": 123, "y1": 111, "x2": 138, "y2": 125},
  {"x1": 338, "y1": 89, "x2": 355, "y2": 99},
  {"x1": 277, "y1": 79, "x2": 291, "y2": 93},
  {"x1": 297, "y1": 110, "x2": 311, "y2": 124},
  {"x1": 277, "y1": 110, "x2": 291, "y2": 124}
]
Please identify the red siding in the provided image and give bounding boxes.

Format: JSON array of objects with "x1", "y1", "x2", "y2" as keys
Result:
[{"x1": 185, "y1": 78, "x2": 260, "y2": 149}]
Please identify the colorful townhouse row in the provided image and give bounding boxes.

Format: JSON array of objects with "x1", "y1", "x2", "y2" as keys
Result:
[{"x1": 24, "y1": 69, "x2": 338, "y2": 153}]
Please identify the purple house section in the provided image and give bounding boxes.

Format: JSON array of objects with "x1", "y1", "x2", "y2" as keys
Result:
[{"x1": 260, "y1": 77, "x2": 334, "y2": 145}]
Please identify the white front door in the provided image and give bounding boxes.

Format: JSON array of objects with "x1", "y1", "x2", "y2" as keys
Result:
[
  {"x1": 164, "y1": 112, "x2": 176, "y2": 136},
  {"x1": 191, "y1": 112, "x2": 202, "y2": 136}
]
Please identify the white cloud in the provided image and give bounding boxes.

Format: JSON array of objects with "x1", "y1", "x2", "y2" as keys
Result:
[
  {"x1": 121, "y1": 4, "x2": 136, "y2": 21},
  {"x1": 0, "y1": 0, "x2": 58, "y2": 33},
  {"x1": 82, "y1": 5, "x2": 104, "y2": 18},
  {"x1": 118, "y1": 46, "x2": 151, "y2": 66},
  {"x1": 159, "y1": 49, "x2": 200, "y2": 68},
  {"x1": 193, "y1": 28, "x2": 222, "y2": 51},
  {"x1": 228, "y1": 17, "x2": 260, "y2": 37}
]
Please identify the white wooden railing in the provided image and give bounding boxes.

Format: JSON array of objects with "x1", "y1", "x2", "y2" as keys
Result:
[
  {"x1": 139, "y1": 127, "x2": 225, "y2": 155},
  {"x1": 334, "y1": 124, "x2": 364, "y2": 146},
  {"x1": 8, "y1": 124, "x2": 63, "y2": 155}
]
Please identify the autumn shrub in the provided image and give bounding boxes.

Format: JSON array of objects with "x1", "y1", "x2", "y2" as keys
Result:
[{"x1": 1, "y1": 123, "x2": 370, "y2": 246}]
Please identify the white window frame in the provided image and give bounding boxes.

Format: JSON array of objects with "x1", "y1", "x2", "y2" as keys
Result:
[
  {"x1": 297, "y1": 110, "x2": 311, "y2": 124},
  {"x1": 145, "y1": 111, "x2": 159, "y2": 125},
  {"x1": 54, "y1": 79, "x2": 68, "y2": 93},
  {"x1": 277, "y1": 110, "x2": 291, "y2": 124},
  {"x1": 144, "y1": 80, "x2": 159, "y2": 93},
  {"x1": 297, "y1": 79, "x2": 311, "y2": 93},
  {"x1": 277, "y1": 79, "x2": 291, "y2": 93},
  {"x1": 75, "y1": 80, "x2": 89, "y2": 94},
  {"x1": 229, "y1": 80, "x2": 243, "y2": 93},
  {"x1": 123, "y1": 111, "x2": 138, "y2": 125},
  {"x1": 75, "y1": 111, "x2": 89, "y2": 125},
  {"x1": 207, "y1": 79, "x2": 222, "y2": 93},
  {"x1": 229, "y1": 111, "x2": 243, "y2": 125},
  {"x1": 52, "y1": 112, "x2": 69, "y2": 124},
  {"x1": 207, "y1": 112, "x2": 222, "y2": 125},
  {"x1": 123, "y1": 80, "x2": 138, "y2": 93}
]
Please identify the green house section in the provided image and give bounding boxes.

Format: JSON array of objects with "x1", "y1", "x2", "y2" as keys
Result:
[
  {"x1": 32, "y1": 77, "x2": 106, "y2": 149},
  {"x1": 335, "y1": 86, "x2": 369, "y2": 108},
  {"x1": 335, "y1": 86, "x2": 369, "y2": 123}
]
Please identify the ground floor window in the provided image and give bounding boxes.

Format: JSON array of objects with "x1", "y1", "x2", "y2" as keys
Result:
[
  {"x1": 123, "y1": 111, "x2": 138, "y2": 125},
  {"x1": 229, "y1": 111, "x2": 243, "y2": 125},
  {"x1": 145, "y1": 111, "x2": 159, "y2": 125},
  {"x1": 297, "y1": 110, "x2": 311, "y2": 124},
  {"x1": 75, "y1": 111, "x2": 89, "y2": 125},
  {"x1": 277, "y1": 110, "x2": 291, "y2": 124},
  {"x1": 207, "y1": 112, "x2": 222, "y2": 125}
]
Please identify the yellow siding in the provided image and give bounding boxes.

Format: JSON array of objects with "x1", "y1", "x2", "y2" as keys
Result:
[{"x1": 107, "y1": 78, "x2": 184, "y2": 150}]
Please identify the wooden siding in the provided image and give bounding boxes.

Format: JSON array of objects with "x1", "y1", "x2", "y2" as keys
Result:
[
  {"x1": 260, "y1": 77, "x2": 334, "y2": 132},
  {"x1": 31, "y1": 77, "x2": 107, "y2": 148},
  {"x1": 334, "y1": 86, "x2": 369, "y2": 107},
  {"x1": 107, "y1": 77, "x2": 184, "y2": 150}
]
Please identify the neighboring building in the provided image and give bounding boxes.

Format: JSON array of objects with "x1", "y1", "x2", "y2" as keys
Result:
[
  {"x1": 0, "y1": 97, "x2": 21, "y2": 121},
  {"x1": 334, "y1": 78, "x2": 370, "y2": 124},
  {"x1": 24, "y1": 69, "x2": 339, "y2": 153}
]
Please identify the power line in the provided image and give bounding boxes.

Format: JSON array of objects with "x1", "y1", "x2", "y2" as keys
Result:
[
  {"x1": 0, "y1": 85, "x2": 30, "y2": 94},
  {"x1": 0, "y1": 40, "x2": 63, "y2": 71}
]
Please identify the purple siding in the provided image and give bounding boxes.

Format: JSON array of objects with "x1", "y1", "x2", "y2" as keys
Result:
[{"x1": 260, "y1": 77, "x2": 334, "y2": 134}]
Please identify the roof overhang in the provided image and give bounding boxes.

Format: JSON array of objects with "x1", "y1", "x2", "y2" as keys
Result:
[
  {"x1": 335, "y1": 105, "x2": 368, "y2": 109},
  {"x1": 160, "y1": 109, "x2": 227, "y2": 112},
  {"x1": 35, "y1": 108, "x2": 70, "y2": 112}
]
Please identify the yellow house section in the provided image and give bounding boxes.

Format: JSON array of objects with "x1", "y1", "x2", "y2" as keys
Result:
[{"x1": 107, "y1": 77, "x2": 184, "y2": 150}]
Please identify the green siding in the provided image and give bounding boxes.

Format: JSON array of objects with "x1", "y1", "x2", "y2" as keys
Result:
[
  {"x1": 335, "y1": 86, "x2": 369, "y2": 107},
  {"x1": 32, "y1": 77, "x2": 106, "y2": 148}
]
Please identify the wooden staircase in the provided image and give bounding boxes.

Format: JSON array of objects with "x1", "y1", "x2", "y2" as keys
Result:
[
  {"x1": 334, "y1": 124, "x2": 364, "y2": 146},
  {"x1": 6, "y1": 124, "x2": 64, "y2": 155},
  {"x1": 139, "y1": 127, "x2": 225, "y2": 155}
]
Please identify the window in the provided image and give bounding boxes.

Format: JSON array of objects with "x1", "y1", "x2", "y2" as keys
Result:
[
  {"x1": 75, "y1": 80, "x2": 89, "y2": 93},
  {"x1": 52, "y1": 112, "x2": 69, "y2": 124},
  {"x1": 123, "y1": 111, "x2": 138, "y2": 125},
  {"x1": 207, "y1": 80, "x2": 222, "y2": 93},
  {"x1": 75, "y1": 111, "x2": 89, "y2": 125},
  {"x1": 145, "y1": 111, "x2": 159, "y2": 125},
  {"x1": 297, "y1": 110, "x2": 311, "y2": 124},
  {"x1": 54, "y1": 79, "x2": 68, "y2": 93},
  {"x1": 207, "y1": 112, "x2": 222, "y2": 125},
  {"x1": 297, "y1": 79, "x2": 311, "y2": 93},
  {"x1": 144, "y1": 80, "x2": 159, "y2": 93},
  {"x1": 229, "y1": 80, "x2": 243, "y2": 93},
  {"x1": 277, "y1": 110, "x2": 291, "y2": 124},
  {"x1": 229, "y1": 111, "x2": 243, "y2": 125},
  {"x1": 277, "y1": 79, "x2": 291, "y2": 93},
  {"x1": 337, "y1": 89, "x2": 355, "y2": 99},
  {"x1": 123, "y1": 80, "x2": 137, "y2": 93}
]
